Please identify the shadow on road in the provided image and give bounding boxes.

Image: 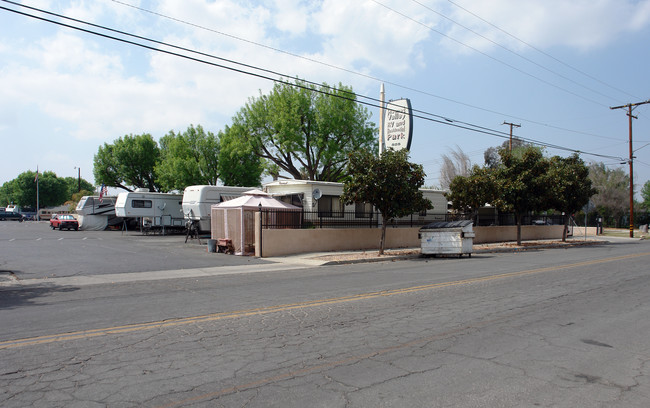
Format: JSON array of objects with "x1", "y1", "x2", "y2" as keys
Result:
[{"x1": 0, "y1": 283, "x2": 79, "y2": 309}]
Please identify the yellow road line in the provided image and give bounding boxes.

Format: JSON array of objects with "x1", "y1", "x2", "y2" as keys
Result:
[{"x1": 2, "y1": 251, "x2": 648, "y2": 350}]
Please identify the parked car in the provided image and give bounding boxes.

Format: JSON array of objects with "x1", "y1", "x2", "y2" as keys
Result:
[
  {"x1": 0, "y1": 211, "x2": 25, "y2": 221},
  {"x1": 50, "y1": 214, "x2": 79, "y2": 230}
]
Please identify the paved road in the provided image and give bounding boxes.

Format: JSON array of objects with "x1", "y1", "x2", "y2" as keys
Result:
[{"x1": 1, "y1": 222, "x2": 650, "y2": 407}]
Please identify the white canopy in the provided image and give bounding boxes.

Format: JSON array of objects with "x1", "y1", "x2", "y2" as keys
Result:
[{"x1": 211, "y1": 190, "x2": 301, "y2": 255}]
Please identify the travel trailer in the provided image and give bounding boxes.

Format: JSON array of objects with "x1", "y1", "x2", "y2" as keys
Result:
[
  {"x1": 5, "y1": 204, "x2": 20, "y2": 213},
  {"x1": 38, "y1": 205, "x2": 72, "y2": 221},
  {"x1": 182, "y1": 185, "x2": 253, "y2": 233},
  {"x1": 75, "y1": 195, "x2": 121, "y2": 231},
  {"x1": 115, "y1": 189, "x2": 184, "y2": 232}
]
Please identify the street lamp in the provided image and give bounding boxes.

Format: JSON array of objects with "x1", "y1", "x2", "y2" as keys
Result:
[{"x1": 74, "y1": 166, "x2": 80, "y2": 192}]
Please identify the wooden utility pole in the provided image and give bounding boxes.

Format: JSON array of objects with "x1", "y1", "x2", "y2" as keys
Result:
[
  {"x1": 610, "y1": 99, "x2": 650, "y2": 238},
  {"x1": 503, "y1": 121, "x2": 521, "y2": 151}
]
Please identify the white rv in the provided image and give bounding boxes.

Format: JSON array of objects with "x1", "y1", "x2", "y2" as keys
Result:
[
  {"x1": 75, "y1": 195, "x2": 120, "y2": 231},
  {"x1": 115, "y1": 189, "x2": 184, "y2": 231},
  {"x1": 182, "y1": 185, "x2": 253, "y2": 232}
]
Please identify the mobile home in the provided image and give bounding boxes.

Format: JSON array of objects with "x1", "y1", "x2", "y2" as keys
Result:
[
  {"x1": 263, "y1": 179, "x2": 448, "y2": 224},
  {"x1": 75, "y1": 195, "x2": 121, "y2": 230},
  {"x1": 115, "y1": 189, "x2": 184, "y2": 231},
  {"x1": 182, "y1": 185, "x2": 254, "y2": 233}
]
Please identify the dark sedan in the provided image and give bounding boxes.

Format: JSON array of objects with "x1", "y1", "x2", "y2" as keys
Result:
[{"x1": 0, "y1": 211, "x2": 24, "y2": 221}]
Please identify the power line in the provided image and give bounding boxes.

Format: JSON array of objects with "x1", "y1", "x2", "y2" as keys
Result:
[
  {"x1": 409, "y1": 0, "x2": 625, "y2": 104},
  {"x1": 105, "y1": 0, "x2": 624, "y2": 143},
  {"x1": 0, "y1": 1, "x2": 627, "y2": 163},
  {"x1": 370, "y1": 0, "x2": 608, "y2": 108},
  {"x1": 443, "y1": 0, "x2": 641, "y2": 102}
]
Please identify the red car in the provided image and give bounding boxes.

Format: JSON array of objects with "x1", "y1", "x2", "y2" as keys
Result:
[{"x1": 50, "y1": 214, "x2": 79, "y2": 231}]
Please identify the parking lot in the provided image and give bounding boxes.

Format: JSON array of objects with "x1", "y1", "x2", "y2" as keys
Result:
[{"x1": 0, "y1": 221, "x2": 270, "y2": 280}]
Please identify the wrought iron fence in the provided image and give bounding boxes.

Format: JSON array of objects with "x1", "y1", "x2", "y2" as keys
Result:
[{"x1": 259, "y1": 209, "x2": 567, "y2": 229}]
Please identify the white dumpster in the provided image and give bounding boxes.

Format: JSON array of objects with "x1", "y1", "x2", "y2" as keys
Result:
[{"x1": 419, "y1": 220, "x2": 474, "y2": 257}]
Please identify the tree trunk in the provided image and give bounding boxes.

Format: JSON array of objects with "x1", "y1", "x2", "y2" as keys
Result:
[
  {"x1": 516, "y1": 213, "x2": 522, "y2": 245},
  {"x1": 562, "y1": 216, "x2": 569, "y2": 242},
  {"x1": 379, "y1": 215, "x2": 387, "y2": 255}
]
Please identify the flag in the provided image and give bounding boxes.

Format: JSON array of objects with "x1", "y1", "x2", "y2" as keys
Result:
[{"x1": 99, "y1": 184, "x2": 108, "y2": 203}]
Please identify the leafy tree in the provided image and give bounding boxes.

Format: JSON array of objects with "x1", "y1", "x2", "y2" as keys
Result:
[
  {"x1": 232, "y1": 79, "x2": 377, "y2": 181},
  {"x1": 642, "y1": 180, "x2": 650, "y2": 210},
  {"x1": 446, "y1": 165, "x2": 497, "y2": 213},
  {"x1": 341, "y1": 149, "x2": 432, "y2": 255},
  {"x1": 62, "y1": 176, "x2": 94, "y2": 197},
  {"x1": 484, "y1": 138, "x2": 530, "y2": 169},
  {"x1": 218, "y1": 124, "x2": 264, "y2": 187},
  {"x1": 156, "y1": 125, "x2": 221, "y2": 191},
  {"x1": 588, "y1": 162, "x2": 629, "y2": 227},
  {"x1": 547, "y1": 154, "x2": 597, "y2": 241},
  {"x1": 439, "y1": 145, "x2": 472, "y2": 190},
  {"x1": 94, "y1": 133, "x2": 160, "y2": 192},
  {"x1": 492, "y1": 146, "x2": 550, "y2": 245},
  {"x1": 0, "y1": 171, "x2": 69, "y2": 208}
]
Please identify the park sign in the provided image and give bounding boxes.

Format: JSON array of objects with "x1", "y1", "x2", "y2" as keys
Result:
[{"x1": 382, "y1": 98, "x2": 413, "y2": 152}]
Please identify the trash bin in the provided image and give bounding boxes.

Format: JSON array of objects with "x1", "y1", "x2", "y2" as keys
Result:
[
  {"x1": 207, "y1": 239, "x2": 217, "y2": 253},
  {"x1": 419, "y1": 220, "x2": 474, "y2": 257}
]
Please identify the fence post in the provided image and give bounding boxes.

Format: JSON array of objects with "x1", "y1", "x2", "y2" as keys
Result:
[{"x1": 255, "y1": 206, "x2": 262, "y2": 257}]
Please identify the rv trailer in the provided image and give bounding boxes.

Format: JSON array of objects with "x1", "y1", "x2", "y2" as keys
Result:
[
  {"x1": 182, "y1": 185, "x2": 253, "y2": 233},
  {"x1": 75, "y1": 195, "x2": 121, "y2": 230},
  {"x1": 115, "y1": 190, "x2": 184, "y2": 232}
]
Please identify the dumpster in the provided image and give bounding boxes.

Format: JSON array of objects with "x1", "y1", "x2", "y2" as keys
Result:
[{"x1": 419, "y1": 220, "x2": 474, "y2": 257}]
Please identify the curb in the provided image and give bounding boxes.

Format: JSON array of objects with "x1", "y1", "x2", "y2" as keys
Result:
[{"x1": 312, "y1": 240, "x2": 608, "y2": 266}]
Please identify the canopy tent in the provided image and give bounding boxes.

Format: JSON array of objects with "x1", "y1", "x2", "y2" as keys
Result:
[{"x1": 211, "y1": 190, "x2": 301, "y2": 255}]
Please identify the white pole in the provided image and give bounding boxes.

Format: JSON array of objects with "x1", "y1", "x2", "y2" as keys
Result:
[
  {"x1": 379, "y1": 83, "x2": 385, "y2": 156},
  {"x1": 36, "y1": 166, "x2": 40, "y2": 221}
]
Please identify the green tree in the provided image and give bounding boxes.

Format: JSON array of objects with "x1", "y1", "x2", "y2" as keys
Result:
[
  {"x1": 492, "y1": 146, "x2": 550, "y2": 245},
  {"x1": 484, "y1": 138, "x2": 531, "y2": 169},
  {"x1": 547, "y1": 154, "x2": 597, "y2": 241},
  {"x1": 233, "y1": 79, "x2": 377, "y2": 182},
  {"x1": 218, "y1": 124, "x2": 264, "y2": 187},
  {"x1": 0, "y1": 171, "x2": 69, "y2": 208},
  {"x1": 62, "y1": 176, "x2": 94, "y2": 197},
  {"x1": 341, "y1": 149, "x2": 432, "y2": 255},
  {"x1": 94, "y1": 133, "x2": 161, "y2": 192},
  {"x1": 588, "y1": 162, "x2": 629, "y2": 227},
  {"x1": 642, "y1": 180, "x2": 650, "y2": 210},
  {"x1": 156, "y1": 125, "x2": 221, "y2": 191},
  {"x1": 446, "y1": 165, "x2": 497, "y2": 213}
]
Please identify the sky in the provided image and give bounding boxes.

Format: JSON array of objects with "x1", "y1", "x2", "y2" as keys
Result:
[{"x1": 2, "y1": 0, "x2": 650, "y2": 199}]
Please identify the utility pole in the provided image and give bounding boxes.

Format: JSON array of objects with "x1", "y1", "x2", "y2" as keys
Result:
[
  {"x1": 610, "y1": 99, "x2": 650, "y2": 238},
  {"x1": 503, "y1": 121, "x2": 521, "y2": 151}
]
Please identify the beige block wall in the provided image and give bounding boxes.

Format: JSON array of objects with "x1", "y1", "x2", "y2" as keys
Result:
[
  {"x1": 570, "y1": 226, "x2": 598, "y2": 237},
  {"x1": 473, "y1": 225, "x2": 565, "y2": 244},
  {"x1": 260, "y1": 228, "x2": 420, "y2": 257},
  {"x1": 259, "y1": 225, "x2": 566, "y2": 257}
]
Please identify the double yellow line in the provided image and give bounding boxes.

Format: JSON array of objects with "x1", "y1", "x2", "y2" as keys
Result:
[{"x1": 2, "y1": 251, "x2": 648, "y2": 350}]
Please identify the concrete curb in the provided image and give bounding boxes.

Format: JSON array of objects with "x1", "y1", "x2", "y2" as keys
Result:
[{"x1": 311, "y1": 239, "x2": 609, "y2": 266}]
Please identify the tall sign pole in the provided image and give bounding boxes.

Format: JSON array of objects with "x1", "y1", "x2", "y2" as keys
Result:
[
  {"x1": 610, "y1": 99, "x2": 650, "y2": 238},
  {"x1": 379, "y1": 83, "x2": 385, "y2": 156},
  {"x1": 35, "y1": 166, "x2": 40, "y2": 221}
]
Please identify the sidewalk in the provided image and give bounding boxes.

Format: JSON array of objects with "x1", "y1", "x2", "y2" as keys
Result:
[{"x1": 266, "y1": 236, "x2": 616, "y2": 266}]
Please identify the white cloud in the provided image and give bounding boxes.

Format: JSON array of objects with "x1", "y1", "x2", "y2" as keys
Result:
[
  {"x1": 271, "y1": 0, "x2": 312, "y2": 35},
  {"x1": 312, "y1": 0, "x2": 432, "y2": 73},
  {"x1": 442, "y1": 0, "x2": 650, "y2": 53}
]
